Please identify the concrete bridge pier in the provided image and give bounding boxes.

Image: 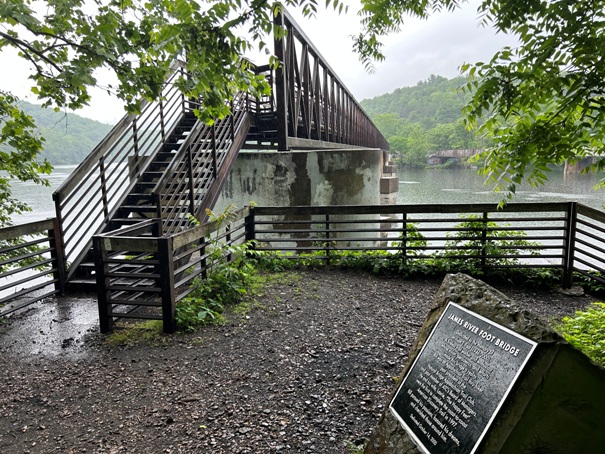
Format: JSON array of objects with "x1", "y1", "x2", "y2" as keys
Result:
[
  {"x1": 380, "y1": 152, "x2": 399, "y2": 242},
  {"x1": 216, "y1": 148, "x2": 396, "y2": 246},
  {"x1": 564, "y1": 157, "x2": 596, "y2": 174}
]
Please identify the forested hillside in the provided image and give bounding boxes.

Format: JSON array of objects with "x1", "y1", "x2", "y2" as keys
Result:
[
  {"x1": 20, "y1": 102, "x2": 114, "y2": 165},
  {"x1": 361, "y1": 75, "x2": 488, "y2": 167}
]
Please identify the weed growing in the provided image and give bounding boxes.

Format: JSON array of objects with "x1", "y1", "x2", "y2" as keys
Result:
[
  {"x1": 105, "y1": 320, "x2": 164, "y2": 346},
  {"x1": 554, "y1": 302, "x2": 605, "y2": 367}
]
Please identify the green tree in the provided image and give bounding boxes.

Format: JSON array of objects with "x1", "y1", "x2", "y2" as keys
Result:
[
  {"x1": 372, "y1": 112, "x2": 405, "y2": 139},
  {"x1": 356, "y1": 0, "x2": 605, "y2": 200},
  {"x1": 0, "y1": 90, "x2": 51, "y2": 225},
  {"x1": 0, "y1": 0, "x2": 345, "y2": 226},
  {"x1": 400, "y1": 123, "x2": 430, "y2": 167}
]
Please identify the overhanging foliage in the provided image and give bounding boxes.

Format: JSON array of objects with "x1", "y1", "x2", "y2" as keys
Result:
[{"x1": 356, "y1": 0, "x2": 605, "y2": 201}]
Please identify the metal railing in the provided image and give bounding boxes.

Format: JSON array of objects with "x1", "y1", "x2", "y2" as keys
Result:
[
  {"x1": 274, "y1": 9, "x2": 389, "y2": 151},
  {"x1": 52, "y1": 61, "x2": 188, "y2": 279},
  {"x1": 93, "y1": 202, "x2": 605, "y2": 333},
  {"x1": 94, "y1": 207, "x2": 250, "y2": 332},
  {"x1": 572, "y1": 204, "x2": 605, "y2": 286},
  {"x1": 3, "y1": 202, "x2": 603, "y2": 325},
  {"x1": 0, "y1": 219, "x2": 64, "y2": 316},
  {"x1": 151, "y1": 91, "x2": 252, "y2": 235}
]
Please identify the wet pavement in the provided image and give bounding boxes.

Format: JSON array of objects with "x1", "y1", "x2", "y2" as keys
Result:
[{"x1": 0, "y1": 294, "x2": 100, "y2": 360}]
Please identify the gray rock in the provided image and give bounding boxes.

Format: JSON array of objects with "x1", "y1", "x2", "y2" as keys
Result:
[{"x1": 366, "y1": 273, "x2": 605, "y2": 454}]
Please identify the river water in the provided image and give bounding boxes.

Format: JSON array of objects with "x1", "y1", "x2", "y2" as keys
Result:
[
  {"x1": 397, "y1": 168, "x2": 604, "y2": 209},
  {"x1": 8, "y1": 165, "x2": 77, "y2": 223},
  {"x1": 6, "y1": 165, "x2": 605, "y2": 224}
]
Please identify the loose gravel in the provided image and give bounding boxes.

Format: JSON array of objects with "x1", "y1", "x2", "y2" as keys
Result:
[{"x1": 0, "y1": 269, "x2": 596, "y2": 453}]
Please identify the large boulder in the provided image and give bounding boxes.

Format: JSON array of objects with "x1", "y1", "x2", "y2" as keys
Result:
[{"x1": 365, "y1": 273, "x2": 605, "y2": 453}]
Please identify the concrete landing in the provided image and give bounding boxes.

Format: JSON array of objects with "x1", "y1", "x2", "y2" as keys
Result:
[{"x1": 0, "y1": 294, "x2": 100, "y2": 360}]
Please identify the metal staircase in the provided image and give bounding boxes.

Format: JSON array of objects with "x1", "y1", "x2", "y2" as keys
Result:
[
  {"x1": 50, "y1": 9, "x2": 391, "y2": 331},
  {"x1": 53, "y1": 62, "x2": 254, "y2": 291}
]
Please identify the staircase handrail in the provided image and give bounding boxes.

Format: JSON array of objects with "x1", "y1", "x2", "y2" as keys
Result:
[
  {"x1": 52, "y1": 60, "x2": 188, "y2": 277},
  {"x1": 150, "y1": 90, "x2": 252, "y2": 234},
  {"x1": 54, "y1": 60, "x2": 187, "y2": 200}
]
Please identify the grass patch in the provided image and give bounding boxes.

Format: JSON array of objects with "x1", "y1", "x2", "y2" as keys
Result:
[
  {"x1": 554, "y1": 302, "x2": 605, "y2": 367},
  {"x1": 233, "y1": 299, "x2": 265, "y2": 318},
  {"x1": 105, "y1": 320, "x2": 164, "y2": 346}
]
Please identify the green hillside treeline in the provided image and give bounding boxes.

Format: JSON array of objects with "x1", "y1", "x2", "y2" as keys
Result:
[
  {"x1": 20, "y1": 102, "x2": 114, "y2": 165},
  {"x1": 361, "y1": 75, "x2": 488, "y2": 167}
]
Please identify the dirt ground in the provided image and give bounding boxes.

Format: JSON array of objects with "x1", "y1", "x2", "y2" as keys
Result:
[{"x1": 0, "y1": 269, "x2": 597, "y2": 453}]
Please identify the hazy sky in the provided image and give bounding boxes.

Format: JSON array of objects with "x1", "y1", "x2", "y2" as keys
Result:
[{"x1": 3, "y1": 0, "x2": 516, "y2": 124}]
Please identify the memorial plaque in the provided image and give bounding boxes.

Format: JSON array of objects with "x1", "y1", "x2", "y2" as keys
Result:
[{"x1": 390, "y1": 302, "x2": 537, "y2": 454}]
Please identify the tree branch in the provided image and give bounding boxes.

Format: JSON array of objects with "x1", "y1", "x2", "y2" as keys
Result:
[{"x1": 0, "y1": 31, "x2": 62, "y2": 72}]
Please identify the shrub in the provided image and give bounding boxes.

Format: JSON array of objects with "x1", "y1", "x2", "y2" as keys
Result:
[{"x1": 554, "y1": 302, "x2": 605, "y2": 368}]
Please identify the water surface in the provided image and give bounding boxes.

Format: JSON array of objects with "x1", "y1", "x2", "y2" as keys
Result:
[{"x1": 398, "y1": 168, "x2": 604, "y2": 209}]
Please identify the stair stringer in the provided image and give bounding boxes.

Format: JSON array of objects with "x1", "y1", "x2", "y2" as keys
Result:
[{"x1": 198, "y1": 112, "x2": 252, "y2": 221}]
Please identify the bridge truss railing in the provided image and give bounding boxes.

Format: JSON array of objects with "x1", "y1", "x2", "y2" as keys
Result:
[{"x1": 273, "y1": 9, "x2": 389, "y2": 151}]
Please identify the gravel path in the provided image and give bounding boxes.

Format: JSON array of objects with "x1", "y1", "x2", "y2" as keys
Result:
[{"x1": 0, "y1": 270, "x2": 596, "y2": 453}]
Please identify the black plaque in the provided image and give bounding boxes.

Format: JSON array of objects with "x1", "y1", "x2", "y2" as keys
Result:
[{"x1": 390, "y1": 302, "x2": 536, "y2": 454}]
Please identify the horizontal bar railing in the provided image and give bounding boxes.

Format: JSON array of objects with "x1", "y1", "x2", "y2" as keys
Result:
[
  {"x1": 248, "y1": 203, "x2": 575, "y2": 271},
  {"x1": 573, "y1": 204, "x2": 605, "y2": 287},
  {"x1": 93, "y1": 202, "x2": 605, "y2": 333},
  {"x1": 0, "y1": 218, "x2": 64, "y2": 316},
  {"x1": 53, "y1": 61, "x2": 188, "y2": 279},
  {"x1": 94, "y1": 207, "x2": 251, "y2": 332}
]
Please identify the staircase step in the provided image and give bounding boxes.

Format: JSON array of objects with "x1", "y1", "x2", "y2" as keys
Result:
[
  {"x1": 109, "y1": 299, "x2": 161, "y2": 307},
  {"x1": 135, "y1": 181, "x2": 157, "y2": 190},
  {"x1": 140, "y1": 171, "x2": 165, "y2": 182},
  {"x1": 118, "y1": 207, "x2": 157, "y2": 218},
  {"x1": 65, "y1": 278, "x2": 97, "y2": 292},
  {"x1": 163, "y1": 143, "x2": 182, "y2": 152},
  {"x1": 149, "y1": 161, "x2": 171, "y2": 171},
  {"x1": 155, "y1": 151, "x2": 176, "y2": 161},
  {"x1": 109, "y1": 312, "x2": 162, "y2": 320},
  {"x1": 108, "y1": 217, "x2": 160, "y2": 229},
  {"x1": 126, "y1": 193, "x2": 155, "y2": 204}
]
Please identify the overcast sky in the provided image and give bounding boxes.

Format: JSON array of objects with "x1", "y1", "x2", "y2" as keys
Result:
[{"x1": 3, "y1": 0, "x2": 517, "y2": 124}]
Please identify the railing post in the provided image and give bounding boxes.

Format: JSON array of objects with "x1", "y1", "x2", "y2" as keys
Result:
[
  {"x1": 211, "y1": 124, "x2": 218, "y2": 178},
  {"x1": 158, "y1": 236, "x2": 176, "y2": 333},
  {"x1": 93, "y1": 236, "x2": 113, "y2": 333},
  {"x1": 99, "y1": 155, "x2": 109, "y2": 218},
  {"x1": 562, "y1": 202, "x2": 577, "y2": 288},
  {"x1": 481, "y1": 212, "x2": 488, "y2": 270},
  {"x1": 230, "y1": 101, "x2": 235, "y2": 139},
  {"x1": 201, "y1": 237, "x2": 208, "y2": 279},
  {"x1": 152, "y1": 194, "x2": 163, "y2": 237},
  {"x1": 245, "y1": 207, "x2": 256, "y2": 259},
  {"x1": 49, "y1": 217, "x2": 66, "y2": 295},
  {"x1": 274, "y1": 10, "x2": 289, "y2": 151},
  {"x1": 187, "y1": 144, "x2": 196, "y2": 216},
  {"x1": 245, "y1": 207, "x2": 256, "y2": 243},
  {"x1": 401, "y1": 212, "x2": 408, "y2": 265},
  {"x1": 180, "y1": 66, "x2": 187, "y2": 115},
  {"x1": 52, "y1": 193, "x2": 69, "y2": 284},
  {"x1": 132, "y1": 118, "x2": 140, "y2": 177},
  {"x1": 325, "y1": 213, "x2": 330, "y2": 265},
  {"x1": 159, "y1": 98, "x2": 166, "y2": 142}
]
